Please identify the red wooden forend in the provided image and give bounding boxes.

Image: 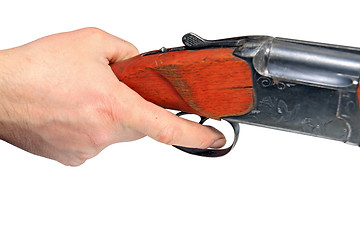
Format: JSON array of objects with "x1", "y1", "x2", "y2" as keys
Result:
[{"x1": 111, "y1": 48, "x2": 254, "y2": 119}]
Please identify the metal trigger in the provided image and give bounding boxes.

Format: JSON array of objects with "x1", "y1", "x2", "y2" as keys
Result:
[{"x1": 173, "y1": 112, "x2": 240, "y2": 157}]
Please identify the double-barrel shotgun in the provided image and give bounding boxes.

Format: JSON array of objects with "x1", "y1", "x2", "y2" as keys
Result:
[{"x1": 111, "y1": 33, "x2": 360, "y2": 157}]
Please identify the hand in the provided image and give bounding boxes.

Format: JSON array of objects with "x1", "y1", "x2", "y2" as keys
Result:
[{"x1": 0, "y1": 28, "x2": 225, "y2": 166}]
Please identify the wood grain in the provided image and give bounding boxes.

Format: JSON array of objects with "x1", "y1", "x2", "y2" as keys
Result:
[{"x1": 111, "y1": 48, "x2": 254, "y2": 119}]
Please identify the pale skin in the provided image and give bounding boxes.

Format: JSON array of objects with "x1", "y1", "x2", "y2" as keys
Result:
[{"x1": 0, "y1": 28, "x2": 225, "y2": 166}]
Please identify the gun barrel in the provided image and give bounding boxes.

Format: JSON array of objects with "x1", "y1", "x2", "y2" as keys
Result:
[{"x1": 252, "y1": 38, "x2": 360, "y2": 90}]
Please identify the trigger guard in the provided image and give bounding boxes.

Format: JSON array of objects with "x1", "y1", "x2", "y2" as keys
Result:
[{"x1": 173, "y1": 112, "x2": 240, "y2": 157}]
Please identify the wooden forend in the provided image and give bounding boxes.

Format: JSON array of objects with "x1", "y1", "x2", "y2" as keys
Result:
[{"x1": 111, "y1": 48, "x2": 254, "y2": 119}]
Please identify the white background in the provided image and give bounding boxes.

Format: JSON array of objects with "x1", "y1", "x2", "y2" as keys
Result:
[{"x1": 1, "y1": 0, "x2": 360, "y2": 239}]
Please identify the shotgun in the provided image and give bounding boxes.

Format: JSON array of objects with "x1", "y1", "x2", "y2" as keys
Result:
[{"x1": 111, "y1": 33, "x2": 360, "y2": 157}]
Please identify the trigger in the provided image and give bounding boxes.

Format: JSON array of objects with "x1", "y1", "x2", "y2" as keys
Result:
[{"x1": 173, "y1": 112, "x2": 240, "y2": 157}]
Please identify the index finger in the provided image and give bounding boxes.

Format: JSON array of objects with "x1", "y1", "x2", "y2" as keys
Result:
[{"x1": 120, "y1": 87, "x2": 226, "y2": 149}]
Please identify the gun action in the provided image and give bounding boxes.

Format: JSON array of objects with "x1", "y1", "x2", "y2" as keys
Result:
[{"x1": 111, "y1": 33, "x2": 360, "y2": 156}]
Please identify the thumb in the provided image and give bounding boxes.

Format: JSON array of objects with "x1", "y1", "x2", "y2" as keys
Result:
[{"x1": 123, "y1": 90, "x2": 226, "y2": 149}]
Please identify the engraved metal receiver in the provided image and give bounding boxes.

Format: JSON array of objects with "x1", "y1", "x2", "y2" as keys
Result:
[
  {"x1": 176, "y1": 33, "x2": 360, "y2": 156},
  {"x1": 112, "y1": 33, "x2": 360, "y2": 157}
]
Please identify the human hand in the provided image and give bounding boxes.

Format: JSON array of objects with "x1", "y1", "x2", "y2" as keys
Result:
[{"x1": 0, "y1": 28, "x2": 225, "y2": 166}]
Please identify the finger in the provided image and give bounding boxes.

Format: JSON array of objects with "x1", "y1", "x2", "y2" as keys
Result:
[
  {"x1": 121, "y1": 89, "x2": 226, "y2": 149},
  {"x1": 91, "y1": 28, "x2": 139, "y2": 63},
  {"x1": 57, "y1": 28, "x2": 139, "y2": 64}
]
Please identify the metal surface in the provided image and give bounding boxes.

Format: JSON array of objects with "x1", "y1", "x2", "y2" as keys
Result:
[
  {"x1": 224, "y1": 77, "x2": 358, "y2": 144},
  {"x1": 169, "y1": 33, "x2": 360, "y2": 155},
  {"x1": 252, "y1": 38, "x2": 360, "y2": 90},
  {"x1": 232, "y1": 35, "x2": 360, "y2": 146}
]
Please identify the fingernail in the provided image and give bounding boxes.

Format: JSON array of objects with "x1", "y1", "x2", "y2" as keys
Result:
[{"x1": 210, "y1": 138, "x2": 226, "y2": 148}]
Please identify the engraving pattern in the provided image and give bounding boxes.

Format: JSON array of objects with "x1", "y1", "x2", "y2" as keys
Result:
[{"x1": 258, "y1": 96, "x2": 300, "y2": 123}]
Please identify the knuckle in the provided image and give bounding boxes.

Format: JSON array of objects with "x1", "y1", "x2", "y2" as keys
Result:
[
  {"x1": 77, "y1": 27, "x2": 107, "y2": 45},
  {"x1": 72, "y1": 150, "x2": 99, "y2": 167},
  {"x1": 155, "y1": 126, "x2": 178, "y2": 145},
  {"x1": 88, "y1": 129, "x2": 111, "y2": 148},
  {"x1": 78, "y1": 151, "x2": 96, "y2": 162},
  {"x1": 81, "y1": 27, "x2": 105, "y2": 37},
  {"x1": 67, "y1": 158, "x2": 87, "y2": 167},
  {"x1": 59, "y1": 156, "x2": 87, "y2": 167},
  {"x1": 91, "y1": 116, "x2": 117, "y2": 148}
]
